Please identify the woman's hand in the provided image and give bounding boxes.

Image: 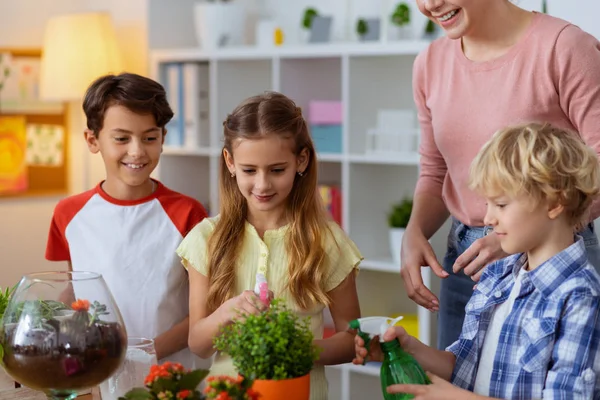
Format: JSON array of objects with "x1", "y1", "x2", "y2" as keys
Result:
[
  {"x1": 453, "y1": 232, "x2": 508, "y2": 282},
  {"x1": 216, "y1": 290, "x2": 269, "y2": 323},
  {"x1": 387, "y1": 372, "x2": 481, "y2": 400},
  {"x1": 400, "y1": 228, "x2": 449, "y2": 311}
]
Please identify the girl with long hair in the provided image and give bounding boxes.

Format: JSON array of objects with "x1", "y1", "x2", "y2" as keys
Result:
[{"x1": 177, "y1": 91, "x2": 362, "y2": 399}]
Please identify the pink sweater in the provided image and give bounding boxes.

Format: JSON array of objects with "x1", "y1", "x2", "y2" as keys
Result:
[{"x1": 413, "y1": 12, "x2": 600, "y2": 227}]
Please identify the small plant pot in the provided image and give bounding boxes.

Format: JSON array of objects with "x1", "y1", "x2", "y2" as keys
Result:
[
  {"x1": 251, "y1": 373, "x2": 310, "y2": 400},
  {"x1": 389, "y1": 227, "x2": 405, "y2": 267}
]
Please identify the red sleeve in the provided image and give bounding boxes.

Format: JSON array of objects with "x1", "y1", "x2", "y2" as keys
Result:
[
  {"x1": 158, "y1": 191, "x2": 208, "y2": 238},
  {"x1": 45, "y1": 190, "x2": 95, "y2": 261}
]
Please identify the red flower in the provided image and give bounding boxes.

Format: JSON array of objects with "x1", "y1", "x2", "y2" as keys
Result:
[
  {"x1": 177, "y1": 389, "x2": 192, "y2": 399},
  {"x1": 71, "y1": 299, "x2": 90, "y2": 312}
]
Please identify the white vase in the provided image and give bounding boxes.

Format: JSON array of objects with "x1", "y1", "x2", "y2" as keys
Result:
[
  {"x1": 389, "y1": 227, "x2": 405, "y2": 267},
  {"x1": 193, "y1": 2, "x2": 246, "y2": 50},
  {"x1": 256, "y1": 19, "x2": 278, "y2": 47}
]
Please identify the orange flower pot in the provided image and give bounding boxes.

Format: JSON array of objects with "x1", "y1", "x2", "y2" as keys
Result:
[{"x1": 250, "y1": 373, "x2": 310, "y2": 400}]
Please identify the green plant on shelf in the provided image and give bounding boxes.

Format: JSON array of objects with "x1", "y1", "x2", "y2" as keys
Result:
[
  {"x1": 388, "y1": 198, "x2": 412, "y2": 228},
  {"x1": 356, "y1": 18, "x2": 368, "y2": 37},
  {"x1": 425, "y1": 19, "x2": 436, "y2": 35},
  {"x1": 391, "y1": 2, "x2": 410, "y2": 27},
  {"x1": 302, "y1": 7, "x2": 319, "y2": 30}
]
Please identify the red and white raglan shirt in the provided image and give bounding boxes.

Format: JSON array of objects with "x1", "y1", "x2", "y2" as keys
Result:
[{"x1": 45, "y1": 180, "x2": 207, "y2": 368}]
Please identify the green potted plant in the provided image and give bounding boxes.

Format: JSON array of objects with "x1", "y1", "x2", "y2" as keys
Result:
[
  {"x1": 0, "y1": 284, "x2": 17, "y2": 363},
  {"x1": 388, "y1": 198, "x2": 413, "y2": 266},
  {"x1": 424, "y1": 19, "x2": 437, "y2": 39},
  {"x1": 356, "y1": 18, "x2": 368, "y2": 39},
  {"x1": 214, "y1": 299, "x2": 320, "y2": 400},
  {"x1": 301, "y1": 7, "x2": 332, "y2": 43},
  {"x1": 301, "y1": 7, "x2": 319, "y2": 31},
  {"x1": 390, "y1": 2, "x2": 411, "y2": 40}
]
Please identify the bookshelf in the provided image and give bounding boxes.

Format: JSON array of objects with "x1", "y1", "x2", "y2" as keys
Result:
[{"x1": 150, "y1": 41, "x2": 436, "y2": 400}]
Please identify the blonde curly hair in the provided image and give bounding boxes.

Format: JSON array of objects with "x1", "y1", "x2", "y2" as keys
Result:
[{"x1": 469, "y1": 122, "x2": 600, "y2": 228}]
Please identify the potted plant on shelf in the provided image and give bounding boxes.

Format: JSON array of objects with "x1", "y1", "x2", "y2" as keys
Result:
[
  {"x1": 388, "y1": 198, "x2": 412, "y2": 267},
  {"x1": 356, "y1": 18, "x2": 380, "y2": 42},
  {"x1": 424, "y1": 19, "x2": 437, "y2": 40},
  {"x1": 214, "y1": 299, "x2": 320, "y2": 400},
  {"x1": 301, "y1": 7, "x2": 332, "y2": 43},
  {"x1": 390, "y1": 2, "x2": 411, "y2": 40}
]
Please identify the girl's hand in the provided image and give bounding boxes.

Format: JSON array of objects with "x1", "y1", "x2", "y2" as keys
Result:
[
  {"x1": 352, "y1": 326, "x2": 414, "y2": 365},
  {"x1": 217, "y1": 290, "x2": 268, "y2": 323},
  {"x1": 352, "y1": 333, "x2": 383, "y2": 364},
  {"x1": 387, "y1": 372, "x2": 479, "y2": 400},
  {"x1": 452, "y1": 232, "x2": 508, "y2": 282}
]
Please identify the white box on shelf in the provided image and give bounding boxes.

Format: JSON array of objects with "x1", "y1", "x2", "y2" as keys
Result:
[
  {"x1": 366, "y1": 127, "x2": 419, "y2": 154},
  {"x1": 377, "y1": 109, "x2": 416, "y2": 131}
]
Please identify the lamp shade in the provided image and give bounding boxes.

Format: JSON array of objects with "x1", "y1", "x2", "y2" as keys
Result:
[{"x1": 39, "y1": 12, "x2": 122, "y2": 102}]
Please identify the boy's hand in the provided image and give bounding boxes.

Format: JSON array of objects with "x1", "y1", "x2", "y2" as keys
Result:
[
  {"x1": 387, "y1": 372, "x2": 479, "y2": 400},
  {"x1": 382, "y1": 325, "x2": 414, "y2": 352}
]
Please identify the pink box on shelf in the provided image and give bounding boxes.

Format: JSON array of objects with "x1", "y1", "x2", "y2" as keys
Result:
[{"x1": 308, "y1": 100, "x2": 343, "y2": 125}]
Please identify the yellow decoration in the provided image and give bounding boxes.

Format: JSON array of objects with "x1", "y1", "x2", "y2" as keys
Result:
[
  {"x1": 391, "y1": 313, "x2": 419, "y2": 339},
  {"x1": 274, "y1": 27, "x2": 284, "y2": 46}
]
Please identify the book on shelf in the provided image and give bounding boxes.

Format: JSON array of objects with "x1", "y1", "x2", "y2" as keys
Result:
[
  {"x1": 319, "y1": 184, "x2": 341, "y2": 225},
  {"x1": 162, "y1": 62, "x2": 210, "y2": 149}
]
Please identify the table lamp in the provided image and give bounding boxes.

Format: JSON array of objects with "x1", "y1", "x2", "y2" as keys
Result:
[{"x1": 39, "y1": 12, "x2": 122, "y2": 192}]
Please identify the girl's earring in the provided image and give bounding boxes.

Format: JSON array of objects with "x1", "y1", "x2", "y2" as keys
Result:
[
  {"x1": 231, "y1": 172, "x2": 235, "y2": 178},
  {"x1": 297, "y1": 171, "x2": 303, "y2": 177}
]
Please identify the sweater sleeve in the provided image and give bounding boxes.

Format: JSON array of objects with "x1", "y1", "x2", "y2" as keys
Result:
[
  {"x1": 412, "y1": 49, "x2": 447, "y2": 198},
  {"x1": 554, "y1": 24, "x2": 600, "y2": 219}
]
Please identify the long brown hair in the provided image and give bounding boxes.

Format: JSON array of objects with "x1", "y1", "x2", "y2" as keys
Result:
[{"x1": 206, "y1": 91, "x2": 332, "y2": 313}]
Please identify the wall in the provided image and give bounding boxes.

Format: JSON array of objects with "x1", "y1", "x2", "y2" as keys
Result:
[{"x1": 0, "y1": 0, "x2": 148, "y2": 288}]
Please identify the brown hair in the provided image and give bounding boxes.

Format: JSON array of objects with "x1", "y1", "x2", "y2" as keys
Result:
[
  {"x1": 206, "y1": 91, "x2": 332, "y2": 313},
  {"x1": 469, "y1": 122, "x2": 600, "y2": 227},
  {"x1": 82, "y1": 72, "x2": 174, "y2": 136}
]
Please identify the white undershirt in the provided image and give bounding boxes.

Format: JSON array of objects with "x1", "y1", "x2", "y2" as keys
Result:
[{"x1": 473, "y1": 267, "x2": 527, "y2": 395}]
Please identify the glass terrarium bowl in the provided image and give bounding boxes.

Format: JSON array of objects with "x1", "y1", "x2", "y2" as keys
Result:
[{"x1": 0, "y1": 271, "x2": 127, "y2": 400}]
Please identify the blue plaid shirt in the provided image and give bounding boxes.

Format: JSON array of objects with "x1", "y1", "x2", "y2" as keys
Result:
[{"x1": 448, "y1": 236, "x2": 600, "y2": 399}]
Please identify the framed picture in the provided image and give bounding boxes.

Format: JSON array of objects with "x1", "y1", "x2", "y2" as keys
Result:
[
  {"x1": 0, "y1": 48, "x2": 64, "y2": 115},
  {"x1": 0, "y1": 48, "x2": 68, "y2": 198}
]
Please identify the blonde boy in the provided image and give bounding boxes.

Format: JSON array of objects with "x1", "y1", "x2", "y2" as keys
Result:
[{"x1": 355, "y1": 122, "x2": 600, "y2": 399}]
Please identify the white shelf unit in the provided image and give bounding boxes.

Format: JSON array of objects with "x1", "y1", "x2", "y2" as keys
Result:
[{"x1": 150, "y1": 42, "x2": 432, "y2": 400}]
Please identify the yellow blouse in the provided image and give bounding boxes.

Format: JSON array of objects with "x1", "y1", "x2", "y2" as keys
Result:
[{"x1": 176, "y1": 216, "x2": 362, "y2": 400}]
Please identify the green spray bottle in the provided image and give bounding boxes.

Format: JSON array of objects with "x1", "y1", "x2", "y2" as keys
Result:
[{"x1": 349, "y1": 316, "x2": 430, "y2": 400}]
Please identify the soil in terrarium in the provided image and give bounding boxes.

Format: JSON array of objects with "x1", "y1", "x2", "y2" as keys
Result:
[{"x1": 2, "y1": 319, "x2": 126, "y2": 391}]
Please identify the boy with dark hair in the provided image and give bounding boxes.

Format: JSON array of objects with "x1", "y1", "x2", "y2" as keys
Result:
[{"x1": 46, "y1": 73, "x2": 207, "y2": 368}]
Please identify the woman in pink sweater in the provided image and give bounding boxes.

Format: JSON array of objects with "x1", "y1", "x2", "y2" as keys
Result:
[{"x1": 401, "y1": 0, "x2": 600, "y2": 350}]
